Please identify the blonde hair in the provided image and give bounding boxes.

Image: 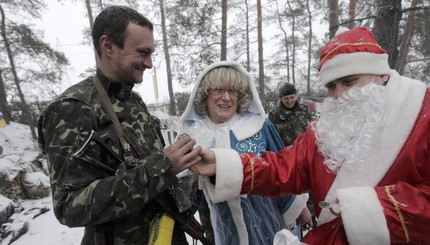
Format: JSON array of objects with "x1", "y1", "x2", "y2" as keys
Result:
[{"x1": 194, "y1": 66, "x2": 252, "y2": 115}]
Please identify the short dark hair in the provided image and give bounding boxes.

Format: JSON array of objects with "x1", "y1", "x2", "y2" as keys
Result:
[
  {"x1": 92, "y1": 5, "x2": 153, "y2": 58},
  {"x1": 279, "y1": 83, "x2": 297, "y2": 97}
]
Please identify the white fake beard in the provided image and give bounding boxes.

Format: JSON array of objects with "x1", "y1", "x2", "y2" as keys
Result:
[{"x1": 314, "y1": 82, "x2": 386, "y2": 173}]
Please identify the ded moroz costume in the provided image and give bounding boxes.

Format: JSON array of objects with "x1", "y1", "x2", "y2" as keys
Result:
[{"x1": 205, "y1": 27, "x2": 430, "y2": 244}]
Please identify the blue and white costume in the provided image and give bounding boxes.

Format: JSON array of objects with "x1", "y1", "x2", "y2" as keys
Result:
[{"x1": 179, "y1": 61, "x2": 308, "y2": 245}]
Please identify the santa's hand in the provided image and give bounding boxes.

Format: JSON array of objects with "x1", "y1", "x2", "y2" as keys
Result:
[{"x1": 189, "y1": 149, "x2": 216, "y2": 176}]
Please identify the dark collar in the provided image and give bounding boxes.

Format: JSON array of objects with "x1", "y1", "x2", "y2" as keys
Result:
[
  {"x1": 96, "y1": 69, "x2": 134, "y2": 100},
  {"x1": 276, "y1": 100, "x2": 300, "y2": 120}
]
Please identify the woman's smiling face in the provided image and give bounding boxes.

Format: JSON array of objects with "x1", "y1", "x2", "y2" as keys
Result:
[{"x1": 206, "y1": 86, "x2": 239, "y2": 123}]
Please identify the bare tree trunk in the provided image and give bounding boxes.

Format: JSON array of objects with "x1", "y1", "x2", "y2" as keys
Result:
[
  {"x1": 397, "y1": 0, "x2": 417, "y2": 74},
  {"x1": 257, "y1": 0, "x2": 265, "y2": 105},
  {"x1": 348, "y1": 0, "x2": 357, "y2": 29},
  {"x1": 306, "y1": 0, "x2": 312, "y2": 95},
  {"x1": 85, "y1": 0, "x2": 98, "y2": 66},
  {"x1": 245, "y1": 0, "x2": 250, "y2": 71},
  {"x1": 85, "y1": 0, "x2": 95, "y2": 32},
  {"x1": 0, "y1": 4, "x2": 36, "y2": 139},
  {"x1": 287, "y1": 0, "x2": 296, "y2": 86},
  {"x1": 373, "y1": 0, "x2": 402, "y2": 68},
  {"x1": 159, "y1": 0, "x2": 176, "y2": 115},
  {"x1": 275, "y1": 0, "x2": 290, "y2": 83},
  {"x1": 221, "y1": 0, "x2": 227, "y2": 61},
  {"x1": 420, "y1": 8, "x2": 430, "y2": 56},
  {"x1": 0, "y1": 69, "x2": 10, "y2": 124},
  {"x1": 328, "y1": 0, "x2": 339, "y2": 38}
]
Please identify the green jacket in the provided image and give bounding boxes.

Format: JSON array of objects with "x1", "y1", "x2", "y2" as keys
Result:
[
  {"x1": 38, "y1": 71, "x2": 186, "y2": 245},
  {"x1": 268, "y1": 100, "x2": 312, "y2": 147}
]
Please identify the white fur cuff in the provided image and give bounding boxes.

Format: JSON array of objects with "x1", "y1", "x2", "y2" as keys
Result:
[
  {"x1": 337, "y1": 186, "x2": 390, "y2": 245},
  {"x1": 282, "y1": 193, "x2": 309, "y2": 225},
  {"x1": 211, "y1": 148, "x2": 243, "y2": 203}
]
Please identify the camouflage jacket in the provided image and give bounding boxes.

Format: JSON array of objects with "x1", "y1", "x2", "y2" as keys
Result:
[
  {"x1": 268, "y1": 100, "x2": 312, "y2": 147},
  {"x1": 38, "y1": 71, "x2": 186, "y2": 245}
]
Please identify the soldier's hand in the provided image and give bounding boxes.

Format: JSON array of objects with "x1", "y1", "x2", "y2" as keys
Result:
[
  {"x1": 189, "y1": 149, "x2": 216, "y2": 176},
  {"x1": 164, "y1": 135, "x2": 202, "y2": 175}
]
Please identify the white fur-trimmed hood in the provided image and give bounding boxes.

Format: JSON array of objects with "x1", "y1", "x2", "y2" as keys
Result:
[{"x1": 178, "y1": 61, "x2": 266, "y2": 140}]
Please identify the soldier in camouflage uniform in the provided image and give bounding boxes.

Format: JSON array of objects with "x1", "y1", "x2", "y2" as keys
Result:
[
  {"x1": 37, "y1": 6, "x2": 202, "y2": 245},
  {"x1": 268, "y1": 83, "x2": 315, "y2": 235},
  {"x1": 268, "y1": 83, "x2": 312, "y2": 147}
]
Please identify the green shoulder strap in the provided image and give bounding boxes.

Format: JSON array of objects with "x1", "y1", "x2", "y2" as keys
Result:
[{"x1": 92, "y1": 75, "x2": 135, "y2": 164}]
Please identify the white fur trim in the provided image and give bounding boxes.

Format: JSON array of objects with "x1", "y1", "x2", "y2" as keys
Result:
[
  {"x1": 335, "y1": 27, "x2": 350, "y2": 36},
  {"x1": 318, "y1": 71, "x2": 427, "y2": 225},
  {"x1": 178, "y1": 60, "x2": 266, "y2": 140},
  {"x1": 227, "y1": 198, "x2": 249, "y2": 245},
  {"x1": 211, "y1": 148, "x2": 243, "y2": 203},
  {"x1": 282, "y1": 193, "x2": 309, "y2": 225},
  {"x1": 232, "y1": 115, "x2": 263, "y2": 141},
  {"x1": 319, "y1": 53, "x2": 390, "y2": 85},
  {"x1": 337, "y1": 186, "x2": 390, "y2": 245},
  {"x1": 273, "y1": 229, "x2": 301, "y2": 245}
]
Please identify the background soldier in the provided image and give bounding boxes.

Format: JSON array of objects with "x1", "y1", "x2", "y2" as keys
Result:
[
  {"x1": 268, "y1": 83, "x2": 312, "y2": 147},
  {"x1": 268, "y1": 83, "x2": 315, "y2": 236}
]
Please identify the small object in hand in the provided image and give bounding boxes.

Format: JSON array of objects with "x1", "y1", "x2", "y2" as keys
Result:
[
  {"x1": 177, "y1": 133, "x2": 189, "y2": 139},
  {"x1": 176, "y1": 133, "x2": 193, "y2": 154},
  {"x1": 318, "y1": 200, "x2": 341, "y2": 217}
]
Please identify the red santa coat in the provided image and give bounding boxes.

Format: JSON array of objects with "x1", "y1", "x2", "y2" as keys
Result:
[{"x1": 210, "y1": 70, "x2": 430, "y2": 245}]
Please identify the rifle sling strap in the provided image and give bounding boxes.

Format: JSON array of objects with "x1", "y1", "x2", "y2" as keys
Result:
[
  {"x1": 92, "y1": 75, "x2": 212, "y2": 245},
  {"x1": 92, "y1": 75, "x2": 135, "y2": 164}
]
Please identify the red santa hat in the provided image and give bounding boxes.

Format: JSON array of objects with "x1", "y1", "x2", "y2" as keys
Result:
[{"x1": 318, "y1": 27, "x2": 391, "y2": 86}]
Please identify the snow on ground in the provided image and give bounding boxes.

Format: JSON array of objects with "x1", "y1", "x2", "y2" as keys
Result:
[
  {"x1": 0, "y1": 121, "x2": 201, "y2": 245},
  {"x1": 0, "y1": 122, "x2": 39, "y2": 162},
  {"x1": 11, "y1": 196, "x2": 200, "y2": 245},
  {"x1": 11, "y1": 196, "x2": 84, "y2": 245},
  {"x1": 1, "y1": 122, "x2": 83, "y2": 245}
]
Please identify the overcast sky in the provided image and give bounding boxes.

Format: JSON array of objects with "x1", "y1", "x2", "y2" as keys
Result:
[
  {"x1": 35, "y1": 1, "x2": 176, "y2": 105},
  {"x1": 35, "y1": 1, "x2": 328, "y2": 106}
]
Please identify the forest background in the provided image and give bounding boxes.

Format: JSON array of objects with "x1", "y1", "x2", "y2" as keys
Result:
[{"x1": 1, "y1": 0, "x2": 429, "y2": 140}]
